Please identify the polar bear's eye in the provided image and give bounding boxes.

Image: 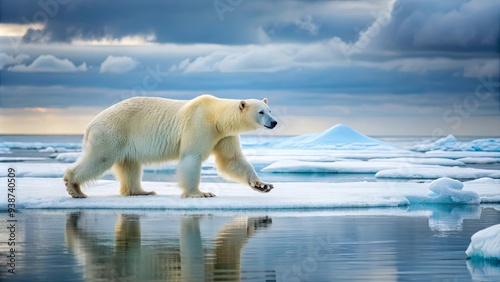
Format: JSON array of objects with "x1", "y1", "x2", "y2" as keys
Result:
[{"x1": 259, "y1": 111, "x2": 264, "y2": 115}]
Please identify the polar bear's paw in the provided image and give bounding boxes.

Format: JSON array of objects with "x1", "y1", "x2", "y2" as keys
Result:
[
  {"x1": 250, "y1": 180, "x2": 274, "y2": 193},
  {"x1": 64, "y1": 181, "x2": 87, "y2": 198},
  {"x1": 124, "y1": 190, "x2": 157, "y2": 196},
  {"x1": 183, "y1": 191, "x2": 217, "y2": 198}
]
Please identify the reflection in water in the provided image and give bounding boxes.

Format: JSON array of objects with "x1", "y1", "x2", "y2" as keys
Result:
[
  {"x1": 466, "y1": 258, "x2": 500, "y2": 281},
  {"x1": 65, "y1": 213, "x2": 273, "y2": 281},
  {"x1": 426, "y1": 205, "x2": 481, "y2": 234}
]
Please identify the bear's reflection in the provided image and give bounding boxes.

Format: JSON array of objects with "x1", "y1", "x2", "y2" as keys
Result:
[{"x1": 65, "y1": 213, "x2": 272, "y2": 281}]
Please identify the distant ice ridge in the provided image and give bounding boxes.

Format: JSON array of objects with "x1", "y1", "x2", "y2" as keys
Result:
[
  {"x1": 262, "y1": 160, "x2": 500, "y2": 179},
  {"x1": 272, "y1": 124, "x2": 396, "y2": 150},
  {"x1": 412, "y1": 135, "x2": 500, "y2": 152},
  {"x1": 0, "y1": 141, "x2": 82, "y2": 150},
  {"x1": 466, "y1": 224, "x2": 500, "y2": 260}
]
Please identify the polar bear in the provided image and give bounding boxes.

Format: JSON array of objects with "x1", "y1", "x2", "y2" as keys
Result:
[{"x1": 63, "y1": 95, "x2": 277, "y2": 198}]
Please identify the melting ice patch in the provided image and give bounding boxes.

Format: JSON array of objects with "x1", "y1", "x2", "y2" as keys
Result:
[{"x1": 466, "y1": 224, "x2": 500, "y2": 260}]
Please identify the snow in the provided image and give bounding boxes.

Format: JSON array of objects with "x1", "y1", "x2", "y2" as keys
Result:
[
  {"x1": 0, "y1": 177, "x2": 498, "y2": 211},
  {"x1": 261, "y1": 160, "x2": 436, "y2": 174},
  {"x1": 412, "y1": 135, "x2": 500, "y2": 152},
  {"x1": 375, "y1": 167, "x2": 500, "y2": 179},
  {"x1": 457, "y1": 157, "x2": 500, "y2": 164},
  {"x1": 273, "y1": 124, "x2": 395, "y2": 150},
  {"x1": 466, "y1": 224, "x2": 500, "y2": 260}
]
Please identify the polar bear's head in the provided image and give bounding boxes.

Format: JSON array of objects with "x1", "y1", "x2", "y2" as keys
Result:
[{"x1": 239, "y1": 98, "x2": 277, "y2": 130}]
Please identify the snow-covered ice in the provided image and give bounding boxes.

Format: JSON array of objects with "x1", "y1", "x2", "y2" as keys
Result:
[
  {"x1": 466, "y1": 224, "x2": 500, "y2": 260},
  {"x1": 1, "y1": 177, "x2": 498, "y2": 211},
  {"x1": 376, "y1": 167, "x2": 500, "y2": 179}
]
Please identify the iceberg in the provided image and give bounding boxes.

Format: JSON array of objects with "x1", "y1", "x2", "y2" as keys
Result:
[
  {"x1": 466, "y1": 224, "x2": 500, "y2": 260},
  {"x1": 273, "y1": 124, "x2": 395, "y2": 150},
  {"x1": 416, "y1": 177, "x2": 480, "y2": 205}
]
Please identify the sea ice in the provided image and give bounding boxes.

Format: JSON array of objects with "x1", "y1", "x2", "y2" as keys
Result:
[
  {"x1": 0, "y1": 177, "x2": 497, "y2": 211},
  {"x1": 376, "y1": 167, "x2": 500, "y2": 179},
  {"x1": 368, "y1": 157, "x2": 464, "y2": 166},
  {"x1": 55, "y1": 152, "x2": 83, "y2": 163},
  {"x1": 261, "y1": 160, "x2": 436, "y2": 174},
  {"x1": 457, "y1": 157, "x2": 500, "y2": 164},
  {"x1": 466, "y1": 224, "x2": 500, "y2": 260}
]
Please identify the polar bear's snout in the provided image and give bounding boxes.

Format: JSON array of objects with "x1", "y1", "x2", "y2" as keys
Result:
[{"x1": 265, "y1": 120, "x2": 278, "y2": 129}]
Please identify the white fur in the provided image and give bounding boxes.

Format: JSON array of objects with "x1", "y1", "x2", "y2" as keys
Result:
[{"x1": 64, "y1": 95, "x2": 276, "y2": 198}]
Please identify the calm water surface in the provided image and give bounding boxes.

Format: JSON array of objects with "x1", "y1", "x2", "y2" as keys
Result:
[{"x1": 1, "y1": 207, "x2": 499, "y2": 282}]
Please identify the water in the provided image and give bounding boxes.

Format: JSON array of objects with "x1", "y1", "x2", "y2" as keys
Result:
[{"x1": 1, "y1": 208, "x2": 499, "y2": 281}]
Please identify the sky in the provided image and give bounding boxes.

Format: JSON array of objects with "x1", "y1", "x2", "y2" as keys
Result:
[{"x1": 0, "y1": 0, "x2": 499, "y2": 136}]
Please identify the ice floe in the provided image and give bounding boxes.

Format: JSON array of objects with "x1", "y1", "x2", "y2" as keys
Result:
[
  {"x1": 406, "y1": 177, "x2": 481, "y2": 205},
  {"x1": 466, "y1": 224, "x2": 500, "y2": 260}
]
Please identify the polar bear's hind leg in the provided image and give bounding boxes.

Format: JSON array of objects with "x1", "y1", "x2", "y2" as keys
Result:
[{"x1": 114, "y1": 160, "x2": 156, "y2": 196}]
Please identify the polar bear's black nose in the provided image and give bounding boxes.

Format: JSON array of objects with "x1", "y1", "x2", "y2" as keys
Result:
[{"x1": 270, "y1": 121, "x2": 278, "y2": 128}]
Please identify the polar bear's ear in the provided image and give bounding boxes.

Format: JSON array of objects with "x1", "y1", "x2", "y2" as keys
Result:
[
  {"x1": 263, "y1": 98, "x2": 268, "y2": 104},
  {"x1": 239, "y1": 101, "x2": 246, "y2": 110}
]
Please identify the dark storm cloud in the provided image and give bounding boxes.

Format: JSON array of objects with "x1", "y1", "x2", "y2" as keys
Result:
[
  {"x1": 0, "y1": 0, "x2": 386, "y2": 44},
  {"x1": 371, "y1": 0, "x2": 500, "y2": 54}
]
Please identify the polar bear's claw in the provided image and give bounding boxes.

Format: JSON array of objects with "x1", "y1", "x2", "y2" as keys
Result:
[
  {"x1": 64, "y1": 181, "x2": 87, "y2": 198},
  {"x1": 250, "y1": 181, "x2": 274, "y2": 193},
  {"x1": 183, "y1": 191, "x2": 217, "y2": 198}
]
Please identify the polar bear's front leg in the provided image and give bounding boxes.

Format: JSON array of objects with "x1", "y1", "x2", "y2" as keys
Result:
[
  {"x1": 178, "y1": 154, "x2": 216, "y2": 198},
  {"x1": 213, "y1": 136, "x2": 274, "y2": 193}
]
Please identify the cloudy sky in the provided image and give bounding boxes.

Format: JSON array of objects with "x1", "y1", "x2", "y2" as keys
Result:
[{"x1": 0, "y1": 0, "x2": 499, "y2": 136}]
